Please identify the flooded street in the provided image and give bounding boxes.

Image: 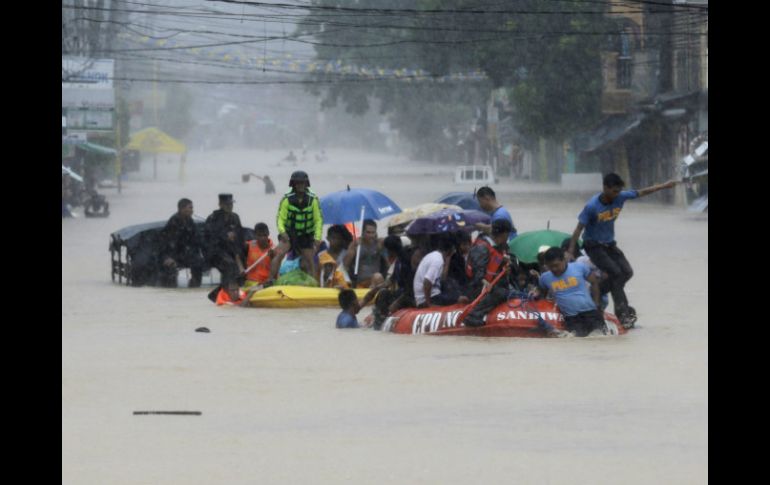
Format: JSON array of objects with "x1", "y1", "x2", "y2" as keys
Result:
[{"x1": 62, "y1": 149, "x2": 707, "y2": 484}]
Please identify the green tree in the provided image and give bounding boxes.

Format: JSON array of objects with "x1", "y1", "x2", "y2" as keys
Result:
[
  {"x1": 468, "y1": 1, "x2": 611, "y2": 139},
  {"x1": 298, "y1": 0, "x2": 489, "y2": 159},
  {"x1": 299, "y1": 0, "x2": 614, "y2": 153}
]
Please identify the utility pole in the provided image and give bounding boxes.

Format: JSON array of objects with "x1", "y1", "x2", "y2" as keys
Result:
[
  {"x1": 115, "y1": 77, "x2": 122, "y2": 194},
  {"x1": 107, "y1": 0, "x2": 122, "y2": 193},
  {"x1": 153, "y1": 60, "x2": 159, "y2": 180}
]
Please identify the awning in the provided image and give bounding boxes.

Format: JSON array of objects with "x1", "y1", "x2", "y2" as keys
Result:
[
  {"x1": 75, "y1": 142, "x2": 117, "y2": 156},
  {"x1": 654, "y1": 90, "x2": 700, "y2": 108},
  {"x1": 573, "y1": 113, "x2": 646, "y2": 153},
  {"x1": 126, "y1": 127, "x2": 187, "y2": 154}
]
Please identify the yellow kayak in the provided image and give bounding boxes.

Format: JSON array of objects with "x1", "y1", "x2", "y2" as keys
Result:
[{"x1": 248, "y1": 285, "x2": 370, "y2": 308}]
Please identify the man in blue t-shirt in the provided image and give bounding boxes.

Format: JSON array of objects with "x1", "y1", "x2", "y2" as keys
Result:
[
  {"x1": 566, "y1": 173, "x2": 677, "y2": 328},
  {"x1": 474, "y1": 186, "x2": 518, "y2": 242},
  {"x1": 336, "y1": 288, "x2": 361, "y2": 328},
  {"x1": 531, "y1": 247, "x2": 604, "y2": 337}
]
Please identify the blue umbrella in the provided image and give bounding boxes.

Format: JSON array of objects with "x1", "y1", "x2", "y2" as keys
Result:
[
  {"x1": 406, "y1": 208, "x2": 490, "y2": 236},
  {"x1": 434, "y1": 191, "x2": 481, "y2": 211},
  {"x1": 320, "y1": 187, "x2": 402, "y2": 225}
]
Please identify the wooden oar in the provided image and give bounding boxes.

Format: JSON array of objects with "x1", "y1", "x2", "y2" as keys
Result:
[{"x1": 456, "y1": 265, "x2": 508, "y2": 326}]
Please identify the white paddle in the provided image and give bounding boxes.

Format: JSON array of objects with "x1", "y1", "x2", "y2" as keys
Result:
[
  {"x1": 241, "y1": 250, "x2": 270, "y2": 276},
  {"x1": 353, "y1": 205, "x2": 365, "y2": 277}
]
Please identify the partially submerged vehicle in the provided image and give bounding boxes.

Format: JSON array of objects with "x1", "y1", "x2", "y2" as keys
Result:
[
  {"x1": 110, "y1": 217, "x2": 206, "y2": 286},
  {"x1": 434, "y1": 191, "x2": 481, "y2": 211},
  {"x1": 454, "y1": 164, "x2": 498, "y2": 185},
  {"x1": 109, "y1": 218, "x2": 255, "y2": 287},
  {"x1": 379, "y1": 297, "x2": 625, "y2": 338}
]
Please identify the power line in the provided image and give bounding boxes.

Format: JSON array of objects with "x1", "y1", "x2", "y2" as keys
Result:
[
  {"x1": 64, "y1": 2, "x2": 707, "y2": 47},
  {"x1": 210, "y1": 0, "x2": 706, "y2": 16},
  {"x1": 72, "y1": 15, "x2": 707, "y2": 43},
  {"x1": 109, "y1": 74, "x2": 486, "y2": 85},
  {"x1": 82, "y1": 20, "x2": 706, "y2": 55},
  {"x1": 64, "y1": 3, "x2": 649, "y2": 19}
]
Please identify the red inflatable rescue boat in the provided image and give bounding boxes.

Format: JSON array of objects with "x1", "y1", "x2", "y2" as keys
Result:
[{"x1": 379, "y1": 297, "x2": 627, "y2": 337}]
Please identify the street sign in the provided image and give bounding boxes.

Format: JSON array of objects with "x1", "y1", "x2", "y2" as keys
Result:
[
  {"x1": 64, "y1": 107, "x2": 114, "y2": 131},
  {"x1": 62, "y1": 132, "x2": 88, "y2": 145}
]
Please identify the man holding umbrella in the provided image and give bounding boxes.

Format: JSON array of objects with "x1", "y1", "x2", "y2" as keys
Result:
[{"x1": 275, "y1": 171, "x2": 323, "y2": 280}]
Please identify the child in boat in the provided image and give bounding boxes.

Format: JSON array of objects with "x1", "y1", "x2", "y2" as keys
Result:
[
  {"x1": 318, "y1": 251, "x2": 350, "y2": 289},
  {"x1": 364, "y1": 235, "x2": 418, "y2": 330},
  {"x1": 336, "y1": 288, "x2": 361, "y2": 328},
  {"x1": 520, "y1": 245, "x2": 554, "y2": 294},
  {"x1": 271, "y1": 233, "x2": 299, "y2": 277},
  {"x1": 317, "y1": 225, "x2": 352, "y2": 288},
  {"x1": 244, "y1": 223, "x2": 275, "y2": 288}
]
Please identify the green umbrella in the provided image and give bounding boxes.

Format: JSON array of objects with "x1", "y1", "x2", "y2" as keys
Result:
[{"x1": 508, "y1": 230, "x2": 580, "y2": 264}]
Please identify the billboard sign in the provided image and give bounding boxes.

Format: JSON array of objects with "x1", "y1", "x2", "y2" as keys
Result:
[
  {"x1": 62, "y1": 57, "x2": 113, "y2": 89},
  {"x1": 62, "y1": 132, "x2": 88, "y2": 145},
  {"x1": 64, "y1": 107, "x2": 114, "y2": 131},
  {"x1": 62, "y1": 57, "x2": 115, "y2": 109}
]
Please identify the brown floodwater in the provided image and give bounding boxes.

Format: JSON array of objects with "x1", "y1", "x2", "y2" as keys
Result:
[{"x1": 63, "y1": 148, "x2": 707, "y2": 484}]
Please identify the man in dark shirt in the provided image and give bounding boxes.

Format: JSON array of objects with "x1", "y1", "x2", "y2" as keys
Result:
[
  {"x1": 447, "y1": 230, "x2": 472, "y2": 289},
  {"x1": 159, "y1": 198, "x2": 205, "y2": 288},
  {"x1": 462, "y1": 219, "x2": 516, "y2": 327},
  {"x1": 360, "y1": 236, "x2": 415, "y2": 330},
  {"x1": 383, "y1": 235, "x2": 416, "y2": 306},
  {"x1": 204, "y1": 193, "x2": 246, "y2": 287}
]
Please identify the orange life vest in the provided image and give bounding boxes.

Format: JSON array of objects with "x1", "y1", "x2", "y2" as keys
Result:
[
  {"x1": 215, "y1": 288, "x2": 247, "y2": 306},
  {"x1": 465, "y1": 237, "x2": 506, "y2": 283},
  {"x1": 345, "y1": 222, "x2": 358, "y2": 240},
  {"x1": 245, "y1": 239, "x2": 273, "y2": 283}
]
